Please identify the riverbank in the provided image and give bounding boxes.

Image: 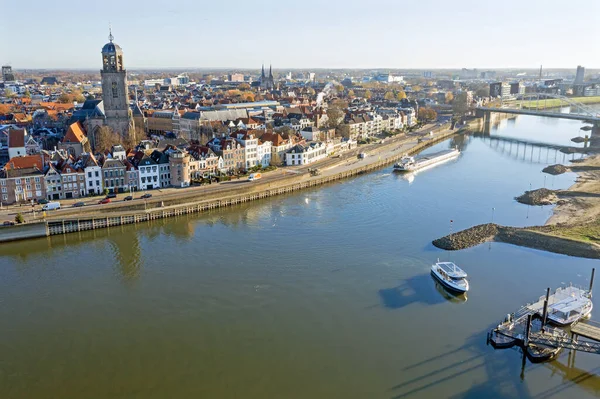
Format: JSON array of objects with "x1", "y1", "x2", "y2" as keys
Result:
[
  {"x1": 0, "y1": 124, "x2": 463, "y2": 242},
  {"x1": 432, "y1": 223, "x2": 600, "y2": 259},
  {"x1": 434, "y1": 154, "x2": 600, "y2": 258},
  {"x1": 515, "y1": 96, "x2": 600, "y2": 110}
]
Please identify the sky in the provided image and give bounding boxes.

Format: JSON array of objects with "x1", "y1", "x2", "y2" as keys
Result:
[{"x1": 2, "y1": 0, "x2": 599, "y2": 70}]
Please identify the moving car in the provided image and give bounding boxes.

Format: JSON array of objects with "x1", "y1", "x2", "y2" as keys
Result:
[
  {"x1": 141, "y1": 193, "x2": 152, "y2": 199},
  {"x1": 72, "y1": 202, "x2": 85, "y2": 207},
  {"x1": 3, "y1": 221, "x2": 15, "y2": 226},
  {"x1": 98, "y1": 198, "x2": 111, "y2": 204},
  {"x1": 42, "y1": 202, "x2": 61, "y2": 211},
  {"x1": 37, "y1": 199, "x2": 49, "y2": 205},
  {"x1": 124, "y1": 196, "x2": 133, "y2": 201}
]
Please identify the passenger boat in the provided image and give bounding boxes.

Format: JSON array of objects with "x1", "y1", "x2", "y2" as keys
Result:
[
  {"x1": 430, "y1": 260, "x2": 469, "y2": 293},
  {"x1": 532, "y1": 285, "x2": 593, "y2": 326},
  {"x1": 393, "y1": 148, "x2": 460, "y2": 172}
]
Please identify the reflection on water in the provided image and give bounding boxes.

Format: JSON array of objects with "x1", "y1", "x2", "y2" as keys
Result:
[
  {"x1": 1, "y1": 111, "x2": 600, "y2": 399},
  {"x1": 432, "y1": 275, "x2": 468, "y2": 304}
]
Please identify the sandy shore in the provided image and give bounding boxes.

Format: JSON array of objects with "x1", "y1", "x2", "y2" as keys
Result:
[{"x1": 547, "y1": 154, "x2": 600, "y2": 225}]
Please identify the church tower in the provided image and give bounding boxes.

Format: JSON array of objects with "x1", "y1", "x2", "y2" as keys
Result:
[{"x1": 101, "y1": 29, "x2": 133, "y2": 139}]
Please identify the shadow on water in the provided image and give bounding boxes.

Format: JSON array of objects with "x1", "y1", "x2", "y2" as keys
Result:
[
  {"x1": 378, "y1": 274, "x2": 449, "y2": 309},
  {"x1": 389, "y1": 324, "x2": 538, "y2": 399}
]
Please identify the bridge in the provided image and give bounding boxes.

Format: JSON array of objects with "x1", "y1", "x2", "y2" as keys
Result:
[
  {"x1": 474, "y1": 133, "x2": 586, "y2": 164},
  {"x1": 476, "y1": 93, "x2": 600, "y2": 123}
]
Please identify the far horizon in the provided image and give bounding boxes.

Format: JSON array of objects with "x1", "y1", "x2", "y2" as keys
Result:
[{"x1": 2, "y1": 0, "x2": 599, "y2": 70}]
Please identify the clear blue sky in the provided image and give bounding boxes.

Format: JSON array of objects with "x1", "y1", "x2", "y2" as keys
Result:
[{"x1": 3, "y1": 0, "x2": 599, "y2": 69}]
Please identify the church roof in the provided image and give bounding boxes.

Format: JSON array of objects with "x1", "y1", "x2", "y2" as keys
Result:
[{"x1": 102, "y1": 42, "x2": 122, "y2": 53}]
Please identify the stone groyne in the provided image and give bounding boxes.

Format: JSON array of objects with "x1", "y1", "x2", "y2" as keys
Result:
[{"x1": 433, "y1": 223, "x2": 600, "y2": 259}]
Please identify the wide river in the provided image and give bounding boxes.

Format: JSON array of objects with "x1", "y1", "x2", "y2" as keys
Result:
[{"x1": 1, "y1": 109, "x2": 599, "y2": 399}]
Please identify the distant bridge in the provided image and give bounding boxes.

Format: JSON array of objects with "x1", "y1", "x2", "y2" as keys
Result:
[
  {"x1": 476, "y1": 133, "x2": 586, "y2": 164},
  {"x1": 476, "y1": 93, "x2": 600, "y2": 123}
]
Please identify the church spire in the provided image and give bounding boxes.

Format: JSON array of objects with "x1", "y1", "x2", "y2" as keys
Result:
[
  {"x1": 108, "y1": 24, "x2": 114, "y2": 43},
  {"x1": 269, "y1": 64, "x2": 272, "y2": 78},
  {"x1": 261, "y1": 64, "x2": 265, "y2": 79}
]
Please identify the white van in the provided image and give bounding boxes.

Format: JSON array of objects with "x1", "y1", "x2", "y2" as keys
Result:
[
  {"x1": 248, "y1": 173, "x2": 262, "y2": 182},
  {"x1": 42, "y1": 202, "x2": 61, "y2": 211}
]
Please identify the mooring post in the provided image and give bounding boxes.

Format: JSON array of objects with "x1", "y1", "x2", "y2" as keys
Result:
[
  {"x1": 524, "y1": 314, "x2": 532, "y2": 347},
  {"x1": 589, "y1": 268, "x2": 595, "y2": 297},
  {"x1": 541, "y1": 287, "x2": 550, "y2": 332}
]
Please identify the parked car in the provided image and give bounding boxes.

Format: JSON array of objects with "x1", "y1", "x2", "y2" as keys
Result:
[
  {"x1": 98, "y1": 198, "x2": 111, "y2": 204},
  {"x1": 141, "y1": 193, "x2": 152, "y2": 199},
  {"x1": 3, "y1": 221, "x2": 15, "y2": 226},
  {"x1": 124, "y1": 196, "x2": 133, "y2": 201},
  {"x1": 42, "y1": 202, "x2": 61, "y2": 211},
  {"x1": 72, "y1": 202, "x2": 85, "y2": 207},
  {"x1": 37, "y1": 199, "x2": 49, "y2": 205},
  {"x1": 106, "y1": 193, "x2": 117, "y2": 199}
]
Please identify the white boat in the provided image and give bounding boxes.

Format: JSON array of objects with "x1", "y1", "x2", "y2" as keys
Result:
[
  {"x1": 528, "y1": 285, "x2": 593, "y2": 326},
  {"x1": 430, "y1": 261, "x2": 469, "y2": 293},
  {"x1": 393, "y1": 148, "x2": 460, "y2": 172}
]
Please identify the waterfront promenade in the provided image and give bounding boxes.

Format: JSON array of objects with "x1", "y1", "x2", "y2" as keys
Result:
[{"x1": 0, "y1": 124, "x2": 459, "y2": 241}]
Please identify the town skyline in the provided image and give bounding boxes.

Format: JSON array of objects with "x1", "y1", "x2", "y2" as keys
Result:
[{"x1": 3, "y1": 0, "x2": 599, "y2": 69}]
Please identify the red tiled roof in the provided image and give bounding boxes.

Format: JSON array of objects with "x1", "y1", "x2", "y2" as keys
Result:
[
  {"x1": 4, "y1": 155, "x2": 44, "y2": 170},
  {"x1": 8, "y1": 129, "x2": 25, "y2": 147},
  {"x1": 63, "y1": 122, "x2": 86, "y2": 143}
]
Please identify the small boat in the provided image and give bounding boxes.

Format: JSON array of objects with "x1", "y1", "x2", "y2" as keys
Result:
[
  {"x1": 393, "y1": 148, "x2": 460, "y2": 172},
  {"x1": 543, "y1": 286, "x2": 593, "y2": 326},
  {"x1": 430, "y1": 260, "x2": 469, "y2": 293}
]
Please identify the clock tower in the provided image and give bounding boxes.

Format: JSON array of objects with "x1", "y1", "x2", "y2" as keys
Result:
[{"x1": 100, "y1": 29, "x2": 133, "y2": 139}]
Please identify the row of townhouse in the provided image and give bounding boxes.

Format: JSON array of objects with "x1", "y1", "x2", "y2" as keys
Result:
[{"x1": 346, "y1": 110, "x2": 408, "y2": 140}]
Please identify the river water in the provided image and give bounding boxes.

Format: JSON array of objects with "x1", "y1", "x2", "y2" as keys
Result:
[{"x1": 1, "y1": 110, "x2": 599, "y2": 399}]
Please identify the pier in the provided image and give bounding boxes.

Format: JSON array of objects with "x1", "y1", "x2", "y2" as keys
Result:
[{"x1": 489, "y1": 269, "x2": 600, "y2": 360}]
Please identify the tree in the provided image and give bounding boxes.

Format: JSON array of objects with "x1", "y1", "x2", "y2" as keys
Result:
[
  {"x1": 364, "y1": 90, "x2": 372, "y2": 99},
  {"x1": 94, "y1": 126, "x2": 122, "y2": 153},
  {"x1": 412, "y1": 85, "x2": 422, "y2": 92},
  {"x1": 396, "y1": 91, "x2": 407, "y2": 101},
  {"x1": 445, "y1": 92, "x2": 454, "y2": 104},
  {"x1": 57, "y1": 93, "x2": 71, "y2": 103},
  {"x1": 15, "y1": 213, "x2": 24, "y2": 224},
  {"x1": 384, "y1": 91, "x2": 395, "y2": 101},
  {"x1": 335, "y1": 84, "x2": 344, "y2": 93},
  {"x1": 306, "y1": 87, "x2": 316, "y2": 96},
  {"x1": 326, "y1": 99, "x2": 347, "y2": 129},
  {"x1": 418, "y1": 107, "x2": 437, "y2": 122},
  {"x1": 23, "y1": 90, "x2": 31, "y2": 98},
  {"x1": 102, "y1": 188, "x2": 109, "y2": 196},
  {"x1": 347, "y1": 89, "x2": 355, "y2": 97},
  {"x1": 475, "y1": 86, "x2": 490, "y2": 97},
  {"x1": 336, "y1": 124, "x2": 351, "y2": 139},
  {"x1": 452, "y1": 91, "x2": 470, "y2": 117},
  {"x1": 239, "y1": 83, "x2": 251, "y2": 90}
]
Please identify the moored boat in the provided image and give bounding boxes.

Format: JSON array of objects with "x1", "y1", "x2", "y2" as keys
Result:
[
  {"x1": 430, "y1": 260, "x2": 469, "y2": 293},
  {"x1": 393, "y1": 148, "x2": 460, "y2": 172}
]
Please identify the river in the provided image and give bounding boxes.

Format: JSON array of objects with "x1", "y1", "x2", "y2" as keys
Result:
[{"x1": 1, "y1": 109, "x2": 599, "y2": 399}]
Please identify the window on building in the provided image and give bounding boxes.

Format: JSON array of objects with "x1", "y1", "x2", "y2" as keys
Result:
[
  {"x1": 0, "y1": 180, "x2": 5, "y2": 186},
  {"x1": 112, "y1": 82, "x2": 118, "y2": 98},
  {"x1": 88, "y1": 172, "x2": 92, "y2": 178},
  {"x1": 95, "y1": 171, "x2": 99, "y2": 177},
  {"x1": 2, "y1": 194, "x2": 7, "y2": 201},
  {"x1": 15, "y1": 179, "x2": 21, "y2": 185}
]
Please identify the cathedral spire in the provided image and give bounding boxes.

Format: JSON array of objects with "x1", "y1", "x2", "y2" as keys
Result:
[
  {"x1": 261, "y1": 64, "x2": 265, "y2": 79},
  {"x1": 269, "y1": 64, "x2": 272, "y2": 78}
]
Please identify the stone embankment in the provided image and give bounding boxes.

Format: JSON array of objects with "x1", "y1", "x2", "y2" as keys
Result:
[
  {"x1": 515, "y1": 188, "x2": 559, "y2": 206},
  {"x1": 432, "y1": 223, "x2": 499, "y2": 250},
  {"x1": 433, "y1": 224, "x2": 600, "y2": 259}
]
